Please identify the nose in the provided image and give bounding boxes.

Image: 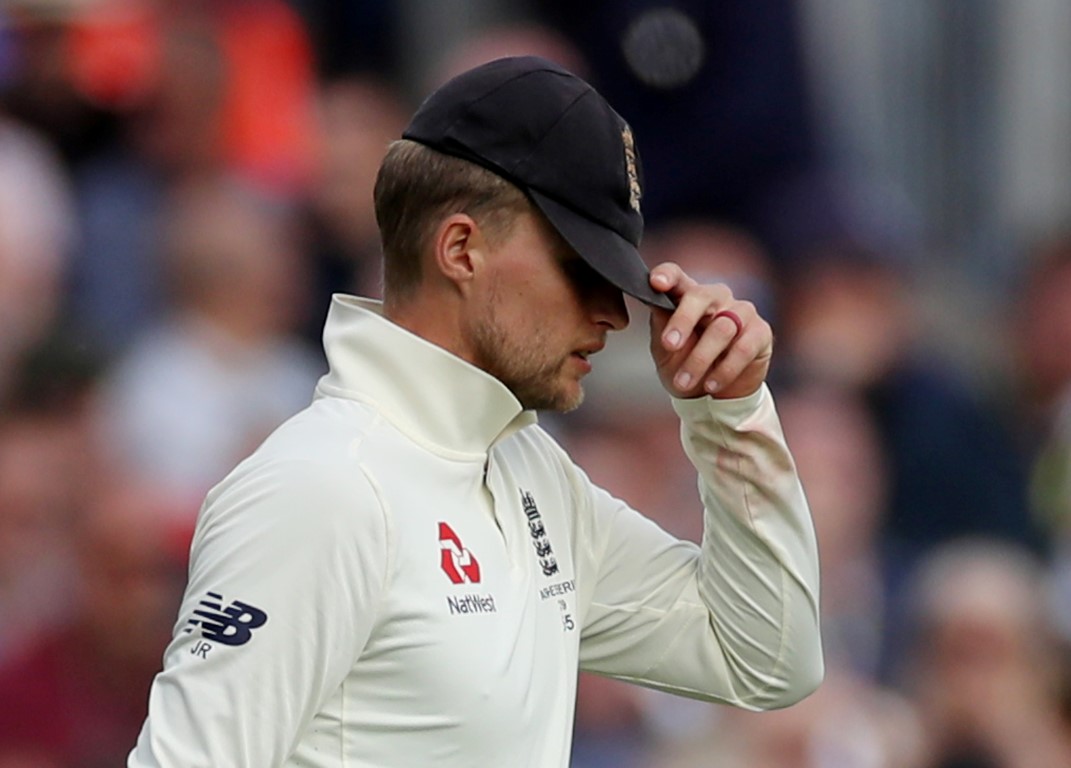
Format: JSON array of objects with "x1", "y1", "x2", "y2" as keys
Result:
[{"x1": 589, "y1": 280, "x2": 629, "y2": 331}]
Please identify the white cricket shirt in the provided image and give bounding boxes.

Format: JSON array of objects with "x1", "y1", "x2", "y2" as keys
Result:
[{"x1": 129, "y1": 295, "x2": 822, "y2": 767}]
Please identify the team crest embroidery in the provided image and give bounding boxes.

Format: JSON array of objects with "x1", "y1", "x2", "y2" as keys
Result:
[
  {"x1": 622, "y1": 125, "x2": 642, "y2": 213},
  {"x1": 521, "y1": 490, "x2": 558, "y2": 577}
]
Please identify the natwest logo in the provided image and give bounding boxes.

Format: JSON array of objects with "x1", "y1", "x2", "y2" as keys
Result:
[{"x1": 439, "y1": 522, "x2": 481, "y2": 584}]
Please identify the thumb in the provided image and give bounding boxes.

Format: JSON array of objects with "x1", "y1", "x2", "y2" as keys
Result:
[
  {"x1": 648, "y1": 304, "x2": 672, "y2": 341},
  {"x1": 647, "y1": 305, "x2": 680, "y2": 362}
]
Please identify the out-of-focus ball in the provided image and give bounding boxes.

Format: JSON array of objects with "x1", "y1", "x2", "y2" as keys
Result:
[{"x1": 621, "y1": 8, "x2": 705, "y2": 89}]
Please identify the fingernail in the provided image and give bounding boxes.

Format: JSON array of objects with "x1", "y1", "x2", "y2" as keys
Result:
[
  {"x1": 675, "y1": 372, "x2": 692, "y2": 390},
  {"x1": 705, "y1": 379, "x2": 719, "y2": 393},
  {"x1": 665, "y1": 329, "x2": 681, "y2": 349}
]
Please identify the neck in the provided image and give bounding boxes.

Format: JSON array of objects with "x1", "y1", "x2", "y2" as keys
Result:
[{"x1": 384, "y1": 287, "x2": 473, "y2": 367}]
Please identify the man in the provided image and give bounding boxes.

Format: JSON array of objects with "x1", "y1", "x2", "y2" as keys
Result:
[{"x1": 129, "y1": 56, "x2": 822, "y2": 766}]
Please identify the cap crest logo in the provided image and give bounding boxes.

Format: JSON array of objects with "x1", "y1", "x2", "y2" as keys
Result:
[{"x1": 622, "y1": 125, "x2": 642, "y2": 213}]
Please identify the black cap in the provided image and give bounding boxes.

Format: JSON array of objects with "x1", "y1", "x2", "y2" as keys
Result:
[{"x1": 403, "y1": 56, "x2": 674, "y2": 310}]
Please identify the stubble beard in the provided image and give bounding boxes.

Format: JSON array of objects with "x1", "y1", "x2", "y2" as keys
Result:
[{"x1": 469, "y1": 304, "x2": 584, "y2": 414}]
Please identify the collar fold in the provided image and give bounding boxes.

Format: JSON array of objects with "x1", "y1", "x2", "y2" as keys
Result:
[{"x1": 316, "y1": 295, "x2": 536, "y2": 457}]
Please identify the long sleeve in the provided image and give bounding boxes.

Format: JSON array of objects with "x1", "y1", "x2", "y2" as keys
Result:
[
  {"x1": 128, "y1": 456, "x2": 390, "y2": 767},
  {"x1": 576, "y1": 383, "x2": 823, "y2": 710}
]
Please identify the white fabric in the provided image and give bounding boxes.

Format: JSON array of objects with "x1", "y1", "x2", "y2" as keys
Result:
[{"x1": 129, "y1": 294, "x2": 822, "y2": 767}]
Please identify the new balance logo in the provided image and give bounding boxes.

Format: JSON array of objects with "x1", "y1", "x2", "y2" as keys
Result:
[
  {"x1": 439, "y1": 522, "x2": 481, "y2": 584},
  {"x1": 184, "y1": 591, "x2": 268, "y2": 647}
]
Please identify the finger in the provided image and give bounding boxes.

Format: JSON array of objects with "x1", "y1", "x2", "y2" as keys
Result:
[
  {"x1": 711, "y1": 310, "x2": 743, "y2": 339},
  {"x1": 659, "y1": 283, "x2": 734, "y2": 354},
  {"x1": 647, "y1": 264, "x2": 685, "y2": 343},
  {"x1": 671, "y1": 306, "x2": 754, "y2": 393},
  {"x1": 702, "y1": 322, "x2": 772, "y2": 396},
  {"x1": 649, "y1": 262, "x2": 698, "y2": 306}
]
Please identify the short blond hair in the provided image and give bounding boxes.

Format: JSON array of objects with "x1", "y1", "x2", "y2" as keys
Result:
[{"x1": 373, "y1": 139, "x2": 530, "y2": 300}]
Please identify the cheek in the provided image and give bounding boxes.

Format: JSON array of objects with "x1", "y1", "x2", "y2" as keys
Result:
[
  {"x1": 491, "y1": 289, "x2": 554, "y2": 343},
  {"x1": 484, "y1": 267, "x2": 580, "y2": 357},
  {"x1": 524, "y1": 306, "x2": 573, "y2": 357}
]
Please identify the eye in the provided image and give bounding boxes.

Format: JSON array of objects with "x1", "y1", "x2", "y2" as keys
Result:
[{"x1": 560, "y1": 256, "x2": 606, "y2": 294}]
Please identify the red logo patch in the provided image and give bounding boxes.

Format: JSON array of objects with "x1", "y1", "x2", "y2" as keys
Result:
[{"x1": 439, "y1": 522, "x2": 481, "y2": 584}]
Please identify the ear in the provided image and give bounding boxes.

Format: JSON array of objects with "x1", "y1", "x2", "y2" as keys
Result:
[{"x1": 431, "y1": 213, "x2": 489, "y2": 292}]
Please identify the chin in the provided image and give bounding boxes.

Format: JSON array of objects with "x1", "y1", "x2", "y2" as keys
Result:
[
  {"x1": 548, "y1": 385, "x2": 585, "y2": 414},
  {"x1": 518, "y1": 384, "x2": 584, "y2": 413}
]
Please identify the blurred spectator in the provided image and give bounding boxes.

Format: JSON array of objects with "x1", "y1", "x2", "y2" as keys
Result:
[
  {"x1": 1017, "y1": 236, "x2": 1071, "y2": 534},
  {"x1": 778, "y1": 248, "x2": 1038, "y2": 584},
  {"x1": 0, "y1": 478, "x2": 192, "y2": 767},
  {"x1": 304, "y1": 74, "x2": 408, "y2": 315},
  {"x1": 3, "y1": 0, "x2": 316, "y2": 183},
  {"x1": 0, "y1": 334, "x2": 104, "y2": 664},
  {"x1": 570, "y1": 673, "x2": 653, "y2": 768},
  {"x1": 96, "y1": 175, "x2": 322, "y2": 506},
  {"x1": 67, "y1": 1, "x2": 229, "y2": 352},
  {"x1": 0, "y1": 410, "x2": 77, "y2": 665},
  {"x1": 1010, "y1": 233, "x2": 1071, "y2": 677},
  {"x1": 778, "y1": 249, "x2": 909, "y2": 388},
  {"x1": 429, "y1": 21, "x2": 589, "y2": 91},
  {"x1": 0, "y1": 116, "x2": 77, "y2": 398},
  {"x1": 0, "y1": 1, "x2": 124, "y2": 166},
  {"x1": 286, "y1": 0, "x2": 400, "y2": 79},
  {"x1": 68, "y1": 0, "x2": 318, "y2": 352},
  {"x1": 897, "y1": 539, "x2": 1071, "y2": 768},
  {"x1": 211, "y1": 0, "x2": 318, "y2": 192},
  {"x1": 778, "y1": 382, "x2": 891, "y2": 678},
  {"x1": 647, "y1": 668, "x2": 926, "y2": 768}
]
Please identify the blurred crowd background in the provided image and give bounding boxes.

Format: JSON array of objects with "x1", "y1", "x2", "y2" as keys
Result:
[{"x1": 1, "y1": 0, "x2": 1071, "y2": 766}]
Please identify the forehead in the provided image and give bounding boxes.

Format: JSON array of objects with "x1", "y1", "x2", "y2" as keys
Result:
[{"x1": 518, "y1": 207, "x2": 574, "y2": 259}]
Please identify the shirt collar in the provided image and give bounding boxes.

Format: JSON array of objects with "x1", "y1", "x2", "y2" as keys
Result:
[{"x1": 316, "y1": 295, "x2": 536, "y2": 456}]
